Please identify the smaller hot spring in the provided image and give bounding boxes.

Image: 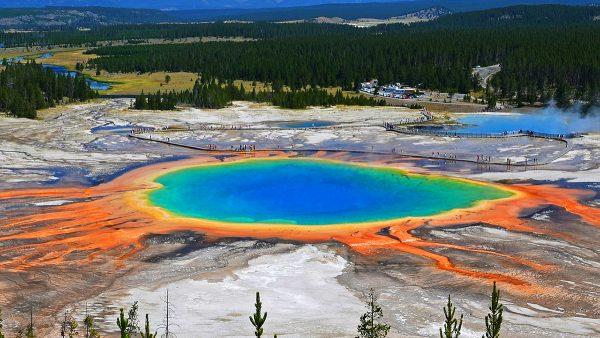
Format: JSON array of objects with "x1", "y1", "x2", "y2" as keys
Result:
[{"x1": 148, "y1": 159, "x2": 512, "y2": 225}]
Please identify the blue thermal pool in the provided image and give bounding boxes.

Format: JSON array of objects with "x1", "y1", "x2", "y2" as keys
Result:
[
  {"x1": 148, "y1": 159, "x2": 512, "y2": 225},
  {"x1": 417, "y1": 106, "x2": 600, "y2": 135},
  {"x1": 90, "y1": 124, "x2": 134, "y2": 134},
  {"x1": 455, "y1": 112, "x2": 599, "y2": 134},
  {"x1": 453, "y1": 107, "x2": 600, "y2": 134}
]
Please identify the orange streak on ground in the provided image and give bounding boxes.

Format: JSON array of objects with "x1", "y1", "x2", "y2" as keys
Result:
[
  {"x1": 0, "y1": 187, "x2": 91, "y2": 200},
  {"x1": 336, "y1": 231, "x2": 530, "y2": 286},
  {"x1": 382, "y1": 220, "x2": 552, "y2": 272},
  {"x1": 513, "y1": 184, "x2": 600, "y2": 226},
  {"x1": 0, "y1": 154, "x2": 597, "y2": 292}
]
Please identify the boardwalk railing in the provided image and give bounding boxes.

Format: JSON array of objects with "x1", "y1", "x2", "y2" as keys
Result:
[
  {"x1": 384, "y1": 124, "x2": 579, "y2": 141},
  {"x1": 129, "y1": 133, "x2": 570, "y2": 167}
]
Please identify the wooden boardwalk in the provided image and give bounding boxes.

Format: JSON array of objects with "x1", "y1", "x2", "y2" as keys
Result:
[{"x1": 128, "y1": 133, "x2": 571, "y2": 167}]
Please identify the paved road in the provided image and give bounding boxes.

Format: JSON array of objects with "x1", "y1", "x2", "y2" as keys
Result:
[{"x1": 473, "y1": 64, "x2": 501, "y2": 88}]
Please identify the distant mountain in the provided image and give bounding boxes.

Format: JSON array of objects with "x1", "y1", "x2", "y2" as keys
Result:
[
  {"x1": 0, "y1": 1, "x2": 597, "y2": 29},
  {"x1": 421, "y1": 4, "x2": 600, "y2": 27},
  {"x1": 0, "y1": 0, "x2": 402, "y2": 10},
  {"x1": 0, "y1": 0, "x2": 596, "y2": 10},
  {"x1": 402, "y1": 6, "x2": 452, "y2": 20},
  {"x1": 0, "y1": 7, "x2": 174, "y2": 29},
  {"x1": 172, "y1": 0, "x2": 597, "y2": 21},
  {"x1": 169, "y1": 2, "x2": 444, "y2": 21},
  {"x1": 306, "y1": 6, "x2": 451, "y2": 25}
]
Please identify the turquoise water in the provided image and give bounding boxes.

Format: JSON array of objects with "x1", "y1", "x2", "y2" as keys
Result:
[
  {"x1": 148, "y1": 159, "x2": 511, "y2": 225},
  {"x1": 453, "y1": 107, "x2": 600, "y2": 134}
]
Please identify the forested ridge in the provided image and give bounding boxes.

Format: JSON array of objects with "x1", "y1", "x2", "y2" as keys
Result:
[
  {"x1": 413, "y1": 4, "x2": 600, "y2": 28},
  {"x1": 0, "y1": 22, "x2": 358, "y2": 48},
  {"x1": 1, "y1": 5, "x2": 598, "y2": 47},
  {"x1": 89, "y1": 33, "x2": 479, "y2": 92},
  {"x1": 89, "y1": 25, "x2": 600, "y2": 104},
  {"x1": 489, "y1": 27, "x2": 600, "y2": 106},
  {"x1": 0, "y1": 62, "x2": 97, "y2": 118}
]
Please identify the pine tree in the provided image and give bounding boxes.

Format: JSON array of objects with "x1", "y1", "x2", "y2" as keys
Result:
[
  {"x1": 161, "y1": 289, "x2": 175, "y2": 338},
  {"x1": 356, "y1": 289, "x2": 390, "y2": 338},
  {"x1": 554, "y1": 82, "x2": 571, "y2": 108},
  {"x1": 440, "y1": 295, "x2": 463, "y2": 338},
  {"x1": 250, "y1": 292, "x2": 267, "y2": 338},
  {"x1": 60, "y1": 312, "x2": 78, "y2": 338},
  {"x1": 0, "y1": 309, "x2": 4, "y2": 338},
  {"x1": 140, "y1": 314, "x2": 157, "y2": 338},
  {"x1": 116, "y1": 308, "x2": 130, "y2": 338},
  {"x1": 126, "y1": 301, "x2": 140, "y2": 335},
  {"x1": 24, "y1": 308, "x2": 35, "y2": 338},
  {"x1": 134, "y1": 91, "x2": 147, "y2": 110},
  {"x1": 83, "y1": 306, "x2": 100, "y2": 338},
  {"x1": 483, "y1": 282, "x2": 503, "y2": 338},
  {"x1": 486, "y1": 90, "x2": 497, "y2": 110}
]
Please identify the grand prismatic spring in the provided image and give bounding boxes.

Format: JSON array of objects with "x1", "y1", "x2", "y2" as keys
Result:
[
  {"x1": 148, "y1": 159, "x2": 512, "y2": 225},
  {"x1": 1, "y1": 153, "x2": 597, "y2": 285}
]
